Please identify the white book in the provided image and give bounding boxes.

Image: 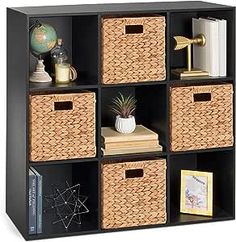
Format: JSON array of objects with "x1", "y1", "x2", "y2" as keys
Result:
[
  {"x1": 192, "y1": 18, "x2": 206, "y2": 71},
  {"x1": 193, "y1": 18, "x2": 220, "y2": 76},
  {"x1": 208, "y1": 17, "x2": 227, "y2": 76},
  {"x1": 219, "y1": 19, "x2": 227, "y2": 76}
]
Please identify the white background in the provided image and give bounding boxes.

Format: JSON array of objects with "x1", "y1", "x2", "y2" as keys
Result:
[{"x1": 0, "y1": 0, "x2": 235, "y2": 241}]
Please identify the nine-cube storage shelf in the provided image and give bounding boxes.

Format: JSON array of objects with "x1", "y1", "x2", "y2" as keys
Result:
[{"x1": 7, "y1": 1, "x2": 235, "y2": 240}]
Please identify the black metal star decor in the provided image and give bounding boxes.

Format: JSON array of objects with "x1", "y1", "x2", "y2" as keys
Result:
[{"x1": 44, "y1": 181, "x2": 89, "y2": 230}]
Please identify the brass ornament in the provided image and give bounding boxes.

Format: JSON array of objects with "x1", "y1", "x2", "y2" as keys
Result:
[{"x1": 172, "y1": 34, "x2": 209, "y2": 78}]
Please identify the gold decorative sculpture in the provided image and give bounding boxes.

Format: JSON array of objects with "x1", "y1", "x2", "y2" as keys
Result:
[{"x1": 172, "y1": 34, "x2": 209, "y2": 78}]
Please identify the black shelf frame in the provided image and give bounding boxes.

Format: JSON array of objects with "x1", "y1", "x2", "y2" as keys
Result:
[{"x1": 7, "y1": 1, "x2": 235, "y2": 240}]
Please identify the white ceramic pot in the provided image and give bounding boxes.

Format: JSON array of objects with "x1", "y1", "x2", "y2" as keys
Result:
[{"x1": 115, "y1": 115, "x2": 136, "y2": 134}]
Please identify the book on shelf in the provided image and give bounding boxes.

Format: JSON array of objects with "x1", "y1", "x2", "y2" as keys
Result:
[
  {"x1": 103, "y1": 139, "x2": 159, "y2": 150},
  {"x1": 30, "y1": 167, "x2": 43, "y2": 234},
  {"x1": 101, "y1": 125, "x2": 163, "y2": 156},
  {"x1": 192, "y1": 17, "x2": 227, "y2": 77},
  {"x1": 207, "y1": 17, "x2": 227, "y2": 76},
  {"x1": 29, "y1": 170, "x2": 37, "y2": 235},
  {"x1": 102, "y1": 145, "x2": 163, "y2": 156},
  {"x1": 102, "y1": 125, "x2": 159, "y2": 143}
]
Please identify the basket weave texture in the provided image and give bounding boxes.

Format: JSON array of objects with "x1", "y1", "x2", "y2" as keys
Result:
[
  {"x1": 101, "y1": 159, "x2": 166, "y2": 229},
  {"x1": 101, "y1": 16, "x2": 166, "y2": 84},
  {"x1": 170, "y1": 84, "x2": 233, "y2": 151},
  {"x1": 29, "y1": 92, "x2": 96, "y2": 162}
]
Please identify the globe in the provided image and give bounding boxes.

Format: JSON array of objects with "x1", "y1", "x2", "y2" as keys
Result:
[
  {"x1": 30, "y1": 22, "x2": 57, "y2": 56},
  {"x1": 29, "y1": 21, "x2": 57, "y2": 83}
]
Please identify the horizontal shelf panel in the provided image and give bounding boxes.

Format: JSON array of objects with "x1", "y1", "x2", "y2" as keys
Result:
[
  {"x1": 169, "y1": 146, "x2": 234, "y2": 155},
  {"x1": 28, "y1": 228, "x2": 99, "y2": 240},
  {"x1": 14, "y1": 2, "x2": 234, "y2": 17},
  {"x1": 27, "y1": 213, "x2": 234, "y2": 240},
  {"x1": 101, "y1": 80, "x2": 167, "y2": 88},
  {"x1": 102, "y1": 151, "x2": 167, "y2": 161},
  {"x1": 170, "y1": 210, "x2": 234, "y2": 225},
  {"x1": 169, "y1": 76, "x2": 234, "y2": 85},
  {"x1": 101, "y1": 222, "x2": 168, "y2": 233},
  {"x1": 29, "y1": 157, "x2": 99, "y2": 166},
  {"x1": 29, "y1": 81, "x2": 98, "y2": 92}
]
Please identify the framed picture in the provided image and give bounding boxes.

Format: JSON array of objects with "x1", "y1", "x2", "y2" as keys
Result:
[{"x1": 180, "y1": 170, "x2": 213, "y2": 216}]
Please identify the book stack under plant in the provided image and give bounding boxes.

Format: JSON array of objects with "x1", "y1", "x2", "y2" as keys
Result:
[{"x1": 102, "y1": 125, "x2": 162, "y2": 156}]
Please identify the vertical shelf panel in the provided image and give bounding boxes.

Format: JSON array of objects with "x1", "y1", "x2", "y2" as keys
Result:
[
  {"x1": 166, "y1": 11, "x2": 171, "y2": 81},
  {"x1": 72, "y1": 15, "x2": 99, "y2": 85},
  {"x1": 7, "y1": 9, "x2": 29, "y2": 239}
]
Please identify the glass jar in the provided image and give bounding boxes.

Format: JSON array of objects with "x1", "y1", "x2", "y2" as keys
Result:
[
  {"x1": 51, "y1": 38, "x2": 68, "y2": 76},
  {"x1": 55, "y1": 63, "x2": 71, "y2": 84}
]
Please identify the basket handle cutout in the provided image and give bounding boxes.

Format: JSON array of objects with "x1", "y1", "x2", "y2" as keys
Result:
[
  {"x1": 54, "y1": 101, "x2": 73, "y2": 111},
  {"x1": 125, "y1": 169, "x2": 144, "y2": 179},
  {"x1": 125, "y1": 25, "x2": 143, "y2": 34},
  {"x1": 193, "y1": 93, "x2": 211, "y2": 102}
]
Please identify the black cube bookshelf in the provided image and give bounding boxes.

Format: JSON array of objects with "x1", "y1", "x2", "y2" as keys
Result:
[{"x1": 7, "y1": 1, "x2": 235, "y2": 240}]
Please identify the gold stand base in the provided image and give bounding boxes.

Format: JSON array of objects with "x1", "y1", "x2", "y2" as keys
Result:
[{"x1": 172, "y1": 68, "x2": 209, "y2": 78}]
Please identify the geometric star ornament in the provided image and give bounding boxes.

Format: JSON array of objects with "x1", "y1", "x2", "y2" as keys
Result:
[{"x1": 44, "y1": 181, "x2": 89, "y2": 230}]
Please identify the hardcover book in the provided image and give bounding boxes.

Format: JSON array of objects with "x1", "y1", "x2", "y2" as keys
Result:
[
  {"x1": 30, "y1": 167, "x2": 43, "y2": 234},
  {"x1": 29, "y1": 170, "x2": 37, "y2": 235},
  {"x1": 102, "y1": 125, "x2": 162, "y2": 155},
  {"x1": 192, "y1": 17, "x2": 227, "y2": 77}
]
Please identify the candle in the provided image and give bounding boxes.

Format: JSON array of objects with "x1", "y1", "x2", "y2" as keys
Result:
[{"x1": 55, "y1": 63, "x2": 70, "y2": 84}]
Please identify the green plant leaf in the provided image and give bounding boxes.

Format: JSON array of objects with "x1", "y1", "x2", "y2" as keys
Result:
[{"x1": 109, "y1": 92, "x2": 137, "y2": 118}]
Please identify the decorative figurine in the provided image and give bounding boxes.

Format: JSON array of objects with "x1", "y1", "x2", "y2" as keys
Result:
[
  {"x1": 29, "y1": 21, "x2": 57, "y2": 83},
  {"x1": 44, "y1": 182, "x2": 89, "y2": 230},
  {"x1": 172, "y1": 34, "x2": 209, "y2": 78}
]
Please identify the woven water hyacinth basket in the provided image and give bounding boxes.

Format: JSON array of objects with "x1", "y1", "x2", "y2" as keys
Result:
[
  {"x1": 101, "y1": 159, "x2": 167, "y2": 229},
  {"x1": 29, "y1": 92, "x2": 96, "y2": 162},
  {"x1": 170, "y1": 84, "x2": 233, "y2": 151},
  {"x1": 101, "y1": 15, "x2": 166, "y2": 84}
]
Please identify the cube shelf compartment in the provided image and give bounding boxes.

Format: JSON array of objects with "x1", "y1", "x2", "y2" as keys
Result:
[
  {"x1": 6, "y1": 1, "x2": 235, "y2": 240},
  {"x1": 101, "y1": 85, "x2": 167, "y2": 152},
  {"x1": 170, "y1": 10, "x2": 235, "y2": 79},
  {"x1": 29, "y1": 15, "x2": 99, "y2": 87},
  {"x1": 33, "y1": 162, "x2": 99, "y2": 236},
  {"x1": 169, "y1": 150, "x2": 234, "y2": 224}
]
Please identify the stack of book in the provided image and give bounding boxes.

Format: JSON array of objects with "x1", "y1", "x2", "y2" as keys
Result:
[
  {"x1": 29, "y1": 167, "x2": 42, "y2": 235},
  {"x1": 192, "y1": 17, "x2": 227, "y2": 77},
  {"x1": 101, "y1": 125, "x2": 162, "y2": 156}
]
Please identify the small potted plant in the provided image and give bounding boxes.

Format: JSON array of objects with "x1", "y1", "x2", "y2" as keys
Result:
[{"x1": 110, "y1": 93, "x2": 137, "y2": 134}]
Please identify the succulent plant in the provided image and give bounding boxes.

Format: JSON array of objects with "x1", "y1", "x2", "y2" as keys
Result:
[{"x1": 110, "y1": 93, "x2": 137, "y2": 118}]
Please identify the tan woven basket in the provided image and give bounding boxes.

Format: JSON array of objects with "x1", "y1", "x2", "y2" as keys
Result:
[
  {"x1": 101, "y1": 16, "x2": 166, "y2": 84},
  {"x1": 170, "y1": 84, "x2": 234, "y2": 151},
  {"x1": 101, "y1": 159, "x2": 167, "y2": 229},
  {"x1": 29, "y1": 92, "x2": 96, "y2": 162}
]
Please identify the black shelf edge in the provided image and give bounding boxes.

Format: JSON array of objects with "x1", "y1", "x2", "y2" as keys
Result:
[
  {"x1": 170, "y1": 211, "x2": 234, "y2": 226},
  {"x1": 101, "y1": 80, "x2": 167, "y2": 88},
  {"x1": 169, "y1": 146, "x2": 234, "y2": 155},
  {"x1": 12, "y1": 2, "x2": 233, "y2": 17},
  {"x1": 101, "y1": 151, "x2": 167, "y2": 161},
  {"x1": 27, "y1": 229, "x2": 99, "y2": 241},
  {"x1": 101, "y1": 222, "x2": 168, "y2": 233},
  {"x1": 29, "y1": 157, "x2": 99, "y2": 166},
  {"x1": 169, "y1": 76, "x2": 234, "y2": 85},
  {"x1": 27, "y1": 214, "x2": 234, "y2": 240},
  {"x1": 170, "y1": 216, "x2": 234, "y2": 226},
  {"x1": 29, "y1": 82, "x2": 98, "y2": 93}
]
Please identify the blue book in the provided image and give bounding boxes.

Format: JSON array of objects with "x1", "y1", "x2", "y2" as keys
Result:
[
  {"x1": 29, "y1": 170, "x2": 36, "y2": 235},
  {"x1": 31, "y1": 167, "x2": 43, "y2": 234}
]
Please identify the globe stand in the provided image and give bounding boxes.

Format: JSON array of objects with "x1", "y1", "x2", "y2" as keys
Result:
[{"x1": 30, "y1": 59, "x2": 52, "y2": 83}]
